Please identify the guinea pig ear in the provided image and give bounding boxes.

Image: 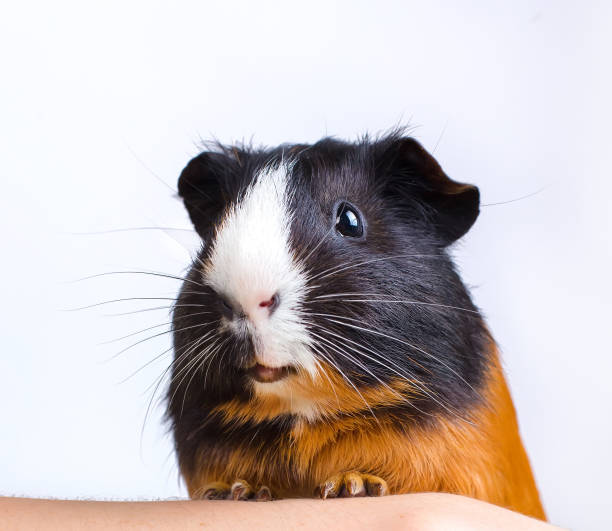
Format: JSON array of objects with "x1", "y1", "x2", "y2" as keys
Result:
[
  {"x1": 378, "y1": 137, "x2": 480, "y2": 245},
  {"x1": 177, "y1": 151, "x2": 236, "y2": 239}
]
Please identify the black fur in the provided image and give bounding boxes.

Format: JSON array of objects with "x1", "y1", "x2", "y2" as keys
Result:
[{"x1": 168, "y1": 132, "x2": 490, "y2": 474}]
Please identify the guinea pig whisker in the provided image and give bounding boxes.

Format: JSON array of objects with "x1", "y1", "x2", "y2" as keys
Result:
[
  {"x1": 307, "y1": 312, "x2": 433, "y2": 375},
  {"x1": 145, "y1": 332, "x2": 215, "y2": 397},
  {"x1": 150, "y1": 332, "x2": 218, "y2": 420},
  {"x1": 196, "y1": 336, "x2": 227, "y2": 391},
  {"x1": 202, "y1": 336, "x2": 231, "y2": 390},
  {"x1": 309, "y1": 328, "x2": 435, "y2": 420},
  {"x1": 167, "y1": 332, "x2": 219, "y2": 395},
  {"x1": 67, "y1": 289, "x2": 211, "y2": 313},
  {"x1": 314, "y1": 323, "x2": 466, "y2": 422},
  {"x1": 105, "y1": 303, "x2": 210, "y2": 317},
  {"x1": 296, "y1": 225, "x2": 335, "y2": 265},
  {"x1": 175, "y1": 290, "x2": 216, "y2": 299},
  {"x1": 312, "y1": 296, "x2": 480, "y2": 315},
  {"x1": 101, "y1": 310, "x2": 213, "y2": 344},
  {"x1": 122, "y1": 332, "x2": 213, "y2": 402},
  {"x1": 153, "y1": 332, "x2": 215, "y2": 391},
  {"x1": 72, "y1": 294, "x2": 212, "y2": 317},
  {"x1": 168, "y1": 329, "x2": 222, "y2": 394},
  {"x1": 65, "y1": 297, "x2": 182, "y2": 312},
  {"x1": 309, "y1": 329, "x2": 373, "y2": 380},
  {"x1": 119, "y1": 344, "x2": 176, "y2": 385},
  {"x1": 140, "y1": 348, "x2": 213, "y2": 441},
  {"x1": 322, "y1": 316, "x2": 483, "y2": 405},
  {"x1": 309, "y1": 328, "x2": 409, "y2": 400},
  {"x1": 308, "y1": 344, "x2": 378, "y2": 423},
  {"x1": 109, "y1": 322, "x2": 209, "y2": 361},
  {"x1": 307, "y1": 321, "x2": 441, "y2": 415},
  {"x1": 70, "y1": 270, "x2": 208, "y2": 290},
  {"x1": 181, "y1": 336, "x2": 230, "y2": 416},
  {"x1": 311, "y1": 357, "x2": 341, "y2": 410},
  {"x1": 141, "y1": 333, "x2": 215, "y2": 441},
  {"x1": 169, "y1": 335, "x2": 224, "y2": 413},
  {"x1": 69, "y1": 226, "x2": 195, "y2": 235},
  {"x1": 308, "y1": 253, "x2": 444, "y2": 283},
  {"x1": 102, "y1": 321, "x2": 174, "y2": 344}
]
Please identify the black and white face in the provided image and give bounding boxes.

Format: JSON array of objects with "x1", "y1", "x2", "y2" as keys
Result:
[
  {"x1": 201, "y1": 161, "x2": 316, "y2": 383},
  {"x1": 169, "y1": 134, "x2": 489, "y2": 422}
]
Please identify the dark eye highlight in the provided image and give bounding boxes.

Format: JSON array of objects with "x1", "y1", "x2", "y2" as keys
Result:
[{"x1": 335, "y1": 202, "x2": 364, "y2": 238}]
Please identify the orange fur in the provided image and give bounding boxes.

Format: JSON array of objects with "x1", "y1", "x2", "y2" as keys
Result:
[
  {"x1": 183, "y1": 346, "x2": 545, "y2": 520},
  {"x1": 211, "y1": 370, "x2": 420, "y2": 423}
]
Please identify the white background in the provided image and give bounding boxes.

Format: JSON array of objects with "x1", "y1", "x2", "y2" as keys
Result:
[{"x1": 1, "y1": 1, "x2": 610, "y2": 529}]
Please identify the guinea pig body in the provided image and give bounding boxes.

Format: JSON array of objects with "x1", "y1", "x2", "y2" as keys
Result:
[{"x1": 167, "y1": 133, "x2": 545, "y2": 519}]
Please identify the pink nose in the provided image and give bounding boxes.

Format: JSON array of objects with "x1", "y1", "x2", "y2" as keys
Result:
[{"x1": 258, "y1": 293, "x2": 280, "y2": 314}]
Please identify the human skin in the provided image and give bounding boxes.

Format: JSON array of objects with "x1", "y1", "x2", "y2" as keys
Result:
[{"x1": 0, "y1": 493, "x2": 564, "y2": 530}]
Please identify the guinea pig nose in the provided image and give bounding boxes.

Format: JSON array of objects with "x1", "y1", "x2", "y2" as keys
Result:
[{"x1": 258, "y1": 293, "x2": 280, "y2": 315}]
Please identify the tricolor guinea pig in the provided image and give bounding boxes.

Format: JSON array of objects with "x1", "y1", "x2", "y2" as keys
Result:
[{"x1": 167, "y1": 132, "x2": 545, "y2": 519}]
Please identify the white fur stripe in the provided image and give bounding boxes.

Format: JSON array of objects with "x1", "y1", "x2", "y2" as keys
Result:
[{"x1": 204, "y1": 162, "x2": 315, "y2": 378}]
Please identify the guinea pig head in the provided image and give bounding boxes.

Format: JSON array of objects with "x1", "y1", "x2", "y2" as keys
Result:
[{"x1": 170, "y1": 134, "x2": 488, "y2": 421}]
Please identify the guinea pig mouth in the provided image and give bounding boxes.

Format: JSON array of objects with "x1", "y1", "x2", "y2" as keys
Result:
[{"x1": 247, "y1": 363, "x2": 295, "y2": 383}]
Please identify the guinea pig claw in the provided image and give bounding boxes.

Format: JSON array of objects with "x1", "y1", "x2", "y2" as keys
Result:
[
  {"x1": 199, "y1": 479, "x2": 274, "y2": 501},
  {"x1": 365, "y1": 476, "x2": 388, "y2": 497},
  {"x1": 316, "y1": 471, "x2": 388, "y2": 499},
  {"x1": 254, "y1": 486, "x2": 273, "y2": 502},
  {"x1": 200, "y1": 482, "x2": 231, "y2": 500},
  {"x1": 316, "y1": 474, "x2": 342, "y2": 499},
  {"x1": 230, "y1": 479, "x2": 253, "y2": 500},
  {"x1": 340, "y1": 472, "x2": 366, "y2": 497}
]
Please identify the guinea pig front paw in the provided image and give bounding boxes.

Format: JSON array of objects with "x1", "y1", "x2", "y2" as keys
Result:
[
  {"x1": 200, "y1": 480, "x2": 274, "y2": 501},
  {"x1": 315, "y1": 471, "x2": 388, "y2": 499}
]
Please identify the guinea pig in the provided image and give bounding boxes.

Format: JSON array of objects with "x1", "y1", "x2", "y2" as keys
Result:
[{"x1": 167, "y1": 131, "x2": 546, "y2": 519}]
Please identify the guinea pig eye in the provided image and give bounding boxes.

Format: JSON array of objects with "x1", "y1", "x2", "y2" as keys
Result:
[{"x1": 335, "y1": 202, "x2": 364, "y2": 238}]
